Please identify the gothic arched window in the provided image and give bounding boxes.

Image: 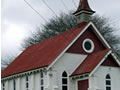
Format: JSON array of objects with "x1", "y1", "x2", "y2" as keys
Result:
[
  {"x1": 13, "y1": 79, "x2": 16, "y2": 90},
  {"x1": 2, "y1": 82, "x2": 5, "y2": 90},
  {"x1": 62, "y1": 71, "x2": 68, "y2": 90},
  {"x1": 106, "y1": 74, "x2": 111, "y2": 90},
  {"x1": 40, "y1": 71, "x2": 44, "y2": 90},
  {"x1": 26, "y1": 76, "x2": 29, "y2": 90}
]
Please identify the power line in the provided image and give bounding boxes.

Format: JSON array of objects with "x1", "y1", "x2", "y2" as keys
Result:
[
  {"x1": 24, "y1": 0, "x2": 47, "y2": 22},
  {"x1": 61, "y1": 0, "x2": 69, "y2": 11},
  {"x1": 24, "y1": 0, "x2": 77, "y2": 43},
  {"x1": 42, "y1": 0, "x2": 58, "y2": 17},
  {"x1": 71, "y1": 0, "x2": 77, "y2": 8},
  {"x1": 42, "y1": 0, "x2": 78, "y2": 43}
]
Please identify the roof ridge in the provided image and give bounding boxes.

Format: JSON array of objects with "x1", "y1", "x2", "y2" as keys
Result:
[{"x1": 27, "y1": 21, "x2": 89, "y2": 49}]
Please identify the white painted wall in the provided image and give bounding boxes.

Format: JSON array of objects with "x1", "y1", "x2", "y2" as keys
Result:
[
  {"x1": 8, "y1": 79, "x2": 13, "y2": 90},
  {"x1": 50, "y1": 53, "x2": 87, "y2": 90},
  {"x1": 34, "y1": 73, "x2": 40, "y2": 90},
  {"x1": 89, "y1": 66, "x2": 120, "y2": 90},
  {"x1": 1, "y1": 80, "x2": 8, "y2": 90},
  {"x1": 1, "y1": 53, "x2": 87, "y2": 90},
  {"x1": 20, "y1": 76, "x2": 25, "y2": 90},
  {"x1": 16, "y1": 78, "x2": 20, "y2": 90},
  {"x1": 1, "y1": 72, "x2": 45, "y2": 90},
  {"x1": 2, "y1": 53, "x2": 120, "y2": 90}
]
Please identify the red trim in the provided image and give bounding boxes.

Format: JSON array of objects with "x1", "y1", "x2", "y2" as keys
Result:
[
  {"x1": 102, "y1": 55, "x2": 119, "y2": 67},
  {"x1": 67, "y1": 27, "x2": 106, "y2": 54}
]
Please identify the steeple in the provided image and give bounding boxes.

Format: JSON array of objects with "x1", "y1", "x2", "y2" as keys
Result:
[{"x1": 73, "y1": 0, "x2": 95, "y2": 22}]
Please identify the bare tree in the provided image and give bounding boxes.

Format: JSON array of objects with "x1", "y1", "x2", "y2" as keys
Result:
[
  {"x1": 22, "y1": 12, "x2": 120, "y2": 56},
  {"x1": 1, "y1": 55, "x2": 16, "y2": 71}
]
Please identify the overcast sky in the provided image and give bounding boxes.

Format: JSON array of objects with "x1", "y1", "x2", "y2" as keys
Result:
[{"x1": 1, "y1": 0, "x2": 120, "y2": 61}]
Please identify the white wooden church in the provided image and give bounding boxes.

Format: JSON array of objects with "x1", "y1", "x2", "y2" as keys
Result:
[{"x1": 1, "y1": 0, "x2": 120, "y2": 90}]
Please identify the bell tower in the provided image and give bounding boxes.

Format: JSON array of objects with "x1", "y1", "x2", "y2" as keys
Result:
[{"x1": 73, "y1": 0, "x2": 95, "y2": 22}]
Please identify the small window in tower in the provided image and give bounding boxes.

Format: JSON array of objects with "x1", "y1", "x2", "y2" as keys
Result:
[{"x1": 82, "y1": 39, "x2": 94, "y2": 53}]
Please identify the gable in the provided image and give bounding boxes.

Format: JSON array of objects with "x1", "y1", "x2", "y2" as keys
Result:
[
  {"x1": 102, "y1": 55, "x2": 119, "y2": 67},
  {"x1": 67, "y1": 26, "x2": 106, "y2": 54},
  {"x1": 71, "y1": 48, "x2": 120, "y2": 77},
  {"x1": 71, "y1": 49, "x2": 110, "y2": 76}
]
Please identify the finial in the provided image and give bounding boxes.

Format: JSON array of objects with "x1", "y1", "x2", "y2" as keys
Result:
[{"x1": 73, "y1": 0, "x2": 95, "y2": 22}]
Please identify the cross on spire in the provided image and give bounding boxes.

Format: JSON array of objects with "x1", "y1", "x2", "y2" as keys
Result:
[{"x1": 73, "y1": 0, "x2": 95, "y2": 22}]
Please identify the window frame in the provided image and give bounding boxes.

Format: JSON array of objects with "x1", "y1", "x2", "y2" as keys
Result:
[
  {"x1": 26, "y1": 76, "x2": 29, "y2": 90},
  {"x1": 2, "y1": 82, "x2": 5, "y2": 90},
  {"x1": 82, "y1": 39, "x2": 94, "y2": 53},
  {"x1": 62, "y1": 71, "x2": 68, "y2": 90},
  {"x1": 13, "y1": 79, "x2": 16, "y2": 90},
  {"x1": 40, "y1": 71, "x2": 44, "y2": 90},
  {"x1": 106, "y1": 74, "x2": 111, "y2": 90}
]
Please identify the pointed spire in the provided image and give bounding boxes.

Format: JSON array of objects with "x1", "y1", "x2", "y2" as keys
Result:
[{"x1": 73, "y1": 0, "x2": 95, "y2": 22}]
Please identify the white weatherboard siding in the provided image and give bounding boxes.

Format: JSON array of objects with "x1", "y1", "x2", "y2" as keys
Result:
[
  {"x1": 89, "y1": 66, "x2": 120, "y2": 90},
  {"x1": 1, "y1": 72, "x2": 45, "y2": 90},
  {"x1": 5, "y1": 81, "x2": 9, "y2": 90},
  {"x1": 1, "y1": 53, "x2": 87, "y2": 90},
  {"x1": 8, "y1": 79, "x2": 13, "y2": 90},
  {"x1": 1, "y1": 54, "x2": 120, "y2": 90},
  {"x1": 51, "y1": 53, "x2": 87, "y2": 90},
  {"x1": 1, "y1": 80, "x2": 8, "y2": 90},
  {"x1": 34, "y1": 73, "x2": 41, "y2": 90},
  {"x1": 44, "y1": 70, "x2": 56, "y2": 90},
  {"x1": 29, "y1": 74, "x2": 34, "y2": 90},
  {"x1": 16, "y1": 78, "x2": 20, "y2": 90},
  {"x1": 21, "y1": 76, "x2": 25, "y2": 90}
]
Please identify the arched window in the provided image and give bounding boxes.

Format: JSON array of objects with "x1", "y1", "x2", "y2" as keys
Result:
[
  {"x1": 106, "y1": 74, "x2": 111, "y2": 90},
  {"x1": 13, "y1": 79, "x2": 16, "y2": 90},
  {"x1": 40, "y1": 72, "x2": 44, "y2": 90},
  {"x1": 2, "y1": 82, "x2": 5, "y2": 90},
  {"x1": 62, "y1": 71, "x2": 68, "y2": 90},
  {"x1": 26, "y1": 76, "x2": 29, "y2": 90}
]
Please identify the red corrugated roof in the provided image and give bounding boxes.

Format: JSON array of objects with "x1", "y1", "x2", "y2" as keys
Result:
[
  {"x1": 2, "y1": 22, "x2": 89, "y2": 78},
  {"x1": 71, "y1": 49, "x2": 110, "y2": 76}
]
